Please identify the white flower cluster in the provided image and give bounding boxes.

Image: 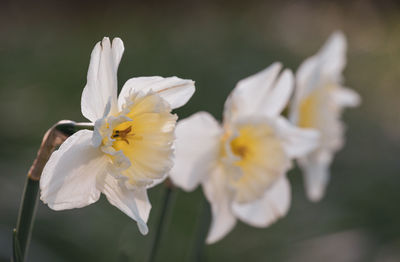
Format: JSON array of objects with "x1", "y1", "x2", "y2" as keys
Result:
[
  {"x1": 170, "y1": 31, "x2": 360, "y2": 243},
  {"x1": 40, "y1": 32, "x2": 360, "y2": 243}
]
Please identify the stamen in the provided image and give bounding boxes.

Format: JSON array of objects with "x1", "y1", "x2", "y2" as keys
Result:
[
  {"x1": 119, "y1": 126, "x2": 132, "y2": 137},
  {"x1": 112, "y1": 126, "x2": 133, "y2": 144},
  {"x1": 234, "y1": 145, "x2": 248, "y2": 158}
]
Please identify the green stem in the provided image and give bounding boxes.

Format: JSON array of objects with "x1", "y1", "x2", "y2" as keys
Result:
[
  {"x1": 13, "y1": 177, "x2": 39, "y2": 262},
  {"x1": 12, "y1": 120, "x2": 94, "y2": 262},
  {"x1": 147, "y1": 184, "x2": 175, "y2": 262},
  {"x1": 189, "y1": 197, "x2": 211, "y2": 262}
]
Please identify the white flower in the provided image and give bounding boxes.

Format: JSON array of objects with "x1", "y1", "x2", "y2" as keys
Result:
[
  {"x1": 289, "y1": 31, "x2": 361, "y2": 202},
  {"x1": 169, "y1": 63, "x2": 319, "y2": 244},
  {"x1": 40, "y1": 37, "x2": 195, "y2": 234}
]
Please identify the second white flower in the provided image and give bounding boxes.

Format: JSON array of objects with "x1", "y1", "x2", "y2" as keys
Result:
[{"x1": 170, "y1": 63, "x2": 319, "y2": 244}]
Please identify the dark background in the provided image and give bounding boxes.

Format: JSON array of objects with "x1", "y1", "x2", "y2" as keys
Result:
[{"x1": 0, "y1": 0, "x2": 399, "y2": 261}]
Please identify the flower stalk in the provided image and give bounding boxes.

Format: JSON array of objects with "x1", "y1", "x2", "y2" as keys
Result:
[
  {"x1": 189, "y1": 198, "x2": 211, "y2": 262},
  {"x1": 147, "y1": 180, "x2": 175, "y2": 262},
  {"x1": 12, "y1": 120, "x2": 93, "y2": 262}
]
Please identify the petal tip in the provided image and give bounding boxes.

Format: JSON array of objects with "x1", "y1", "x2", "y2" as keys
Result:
[
  {"x1": 306, "y1": 189, "x2": 325, "y2": 202},
  {"x1": 138, "y1": 221, "x2": 149, "y2": 235},
  {"x1": 112, "y1": 37, "x2": 125, "y2": 50},
  {"x1": 271, "y1": 61, "x2": 283, "y2": 70},
  {"x1": 101, "y1": 37, "x2": 111, "y2": 48}
]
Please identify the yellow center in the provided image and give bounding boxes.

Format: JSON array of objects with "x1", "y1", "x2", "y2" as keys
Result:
[
  {"x1": 222, "y1": 123, "x2": 288, "y2": 203},
  {"x1": 230, "y1": 127, "x2": 258, "y2": 165},
  {"x1": 298, "y1": 85, "x2": 334, "y2": 128},
  {"x1": 105, "y1": 93, "x2": 177, "y2": 187},
  {"x1": 298, "y1": 90, "x2": 319, "y2": 128}
]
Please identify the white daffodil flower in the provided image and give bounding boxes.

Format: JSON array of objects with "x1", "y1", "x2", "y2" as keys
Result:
[
  {"x1": 169, "y1": 63, "x2": 319, "y2": 244},
  {"x1": 289, "y1": 31, "x2": 361, "y2": 202},
  {"x1": 40, "y1": 37, "x2": 195, "y2": 234}
]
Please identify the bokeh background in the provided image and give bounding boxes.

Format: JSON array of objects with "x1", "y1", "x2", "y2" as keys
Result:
[{"x1": 1, "y1": 0, "x2": 399, "y2": 261}]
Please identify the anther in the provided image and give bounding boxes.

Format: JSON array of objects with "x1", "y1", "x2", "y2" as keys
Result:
[{"x1": 112, "y1": 126, "x2": 133, "y2": 143}]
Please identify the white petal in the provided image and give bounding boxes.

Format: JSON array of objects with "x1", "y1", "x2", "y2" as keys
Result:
[
  {"x1": 232, "y1": 175, "x2": 291, "y2": 227},
  {"x1": 99, "y1": 174, "x2": 149, "y2": 235},
  {"x1": 223, "y1": 63, "x2": 282, "y2": 121},
  {"x1": 299, "y1": 153, "x2": 331, "y2": 202},
  {"x1": 111, "y1": 38, "x2": 124, "y2": 69},
  {"x1": 332, "y1": 87, "x2": 361, "y2": 107},
  {"x1": 169, "y1": 112, "x2": 222, "y2": 191},
  {"x1": 40, "y1": 130, "x2": 107, "y2": 210},
  {"x1": 274, "y1": 116, "x2": 320, "y2": 158},
  {"x1": 294, "y1": 31, "x2": 347, "y2": 104},
  {"x1": 318, "y1": 31, "x2": 347, "y2": 81},
  {"x1": 81, "y1": 37, "x2": 123, "y2": 122},
  {"x1": 132, "y1": 187, "x2": 152, "y2": 222},
  {"x1": 295, "y1": 55, "x2": 319, "y2": 102},
  {"x1": 262, "y1": 69, "x2": 294, "y2": 117},
  {"x1": 118, "y1": 76, "x2": 195, "y2": 110},
  {"x1": 203, "y1": 165, "x2": 237, "y2": 244},
  {"x1": 290, "y1": 56, "x2": 319, "y2": 125}
]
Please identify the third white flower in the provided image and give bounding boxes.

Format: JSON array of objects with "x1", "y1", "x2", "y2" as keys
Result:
[{"x1": 290, "y1": 31, "x2": 361, "y2": 201}]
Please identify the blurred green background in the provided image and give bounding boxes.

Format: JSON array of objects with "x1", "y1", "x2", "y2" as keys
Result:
[{"x1": 1, "y1": 0, "x2": 400, "y2": 261}]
